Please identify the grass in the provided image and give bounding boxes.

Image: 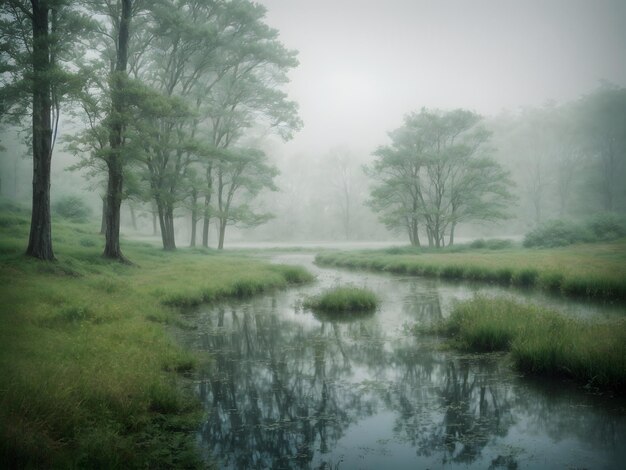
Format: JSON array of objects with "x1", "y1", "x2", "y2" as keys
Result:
[
  {"x1": 424, "y1": 296, "x2": 626, "y2": 391},
  {"x1": 315, "y1": 239, "x2": 626, "y2": 300},
  {"x1": 303, "y1": 286, "x2": 379, "y2": 315},
  {"x1": 0, "y1": 200, "x2": 313, "y2": 468}
]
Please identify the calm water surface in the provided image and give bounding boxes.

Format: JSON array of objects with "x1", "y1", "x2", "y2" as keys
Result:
[{"x1": 178, "y1": 254, "x2": 626, "y2": 469}]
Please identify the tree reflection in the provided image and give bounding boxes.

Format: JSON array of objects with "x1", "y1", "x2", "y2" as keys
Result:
[{"x1": 186, "y1": 288, "x2": 626, "y2": 469}]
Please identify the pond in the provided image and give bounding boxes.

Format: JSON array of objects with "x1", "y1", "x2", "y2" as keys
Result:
[{"x1": 178, "y1": 254, "x2": 626, "y2": 469}]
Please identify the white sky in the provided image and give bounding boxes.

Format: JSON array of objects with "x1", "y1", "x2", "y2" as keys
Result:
[{"x1": 257, "y1": 0, "x2": 626, "y2": 156}]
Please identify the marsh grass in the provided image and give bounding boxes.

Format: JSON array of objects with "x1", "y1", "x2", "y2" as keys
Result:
[
  {"x1": 304, "y1": 286, "x2": 379, "y2": 314},
  {"x1": 0, "y1": 201, "x2": 312, "y2": 467},
  {"x1": 315, "y1": 239, "x2": 626, "y2": 300},
  {"x1": 427, "y1": 296, "x2": 626, "y2": 391}
]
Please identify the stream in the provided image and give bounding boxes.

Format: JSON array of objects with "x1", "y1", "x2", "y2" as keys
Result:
[{"x1": 177, "y1": 254, "x2": 626, "y2": 469}]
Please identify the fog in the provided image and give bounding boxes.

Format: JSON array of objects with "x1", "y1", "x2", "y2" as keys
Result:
[
  {"x1": 259, "y1": 0, "x2": 626, "y2": 156},
  {"x1": 2, "y1": 0, "x2": 626, "y2": 248}
]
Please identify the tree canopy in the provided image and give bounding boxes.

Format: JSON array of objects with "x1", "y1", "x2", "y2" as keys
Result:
[{"x1": 367, "y1": 108, "x2": 514, "y2": 247}]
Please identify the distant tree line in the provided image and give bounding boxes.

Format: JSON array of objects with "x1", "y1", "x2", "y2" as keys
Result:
[
  {"x1": 367, "y1": 85, "x2": 626, "y2": 247},
  {"x1": 490, "y1": 84, "x2": 626, "y2": 227},
  {"x1": 1, "y1": 0, "x2": 300, "y2": 260}
]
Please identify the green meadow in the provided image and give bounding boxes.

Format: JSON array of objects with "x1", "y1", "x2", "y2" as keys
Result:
[
  {"x1": 0, "y1": 202, "x2": 312, "y2": 467},
  {"x1": 316, "y1": 240, "x2": 626, "y2": 300}
]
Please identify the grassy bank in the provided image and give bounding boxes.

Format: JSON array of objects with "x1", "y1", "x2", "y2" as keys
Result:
[
  {"x1": 423, "y1": 297, "x2": 626, "y2": 391},
  {"x1": 316, "y1": 240, "x2": 626, "y2": 300},
  {"x1": 0, "y1": 202, "x2": 312, "y2": 468}
]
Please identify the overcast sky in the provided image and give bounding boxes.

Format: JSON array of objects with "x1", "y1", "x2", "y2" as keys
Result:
[{"x1": 257, "y1": 0, "x2": 626, "y2": 157}]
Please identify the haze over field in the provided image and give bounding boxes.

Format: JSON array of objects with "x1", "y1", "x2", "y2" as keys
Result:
[{"x1": 1, "y1": 0, "x2": 626, "y2": 247}]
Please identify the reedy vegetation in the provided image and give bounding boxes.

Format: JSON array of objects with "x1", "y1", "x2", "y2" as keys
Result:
[
  {"x1": 303, "y1": 286, "x2": 379, "y2": 313},
  {"x1": 0, "y1": 202, "x2": 312, "y2": 467},
  {"x1": 423, "y1": 296, "x2": 626, "y2": 391}
]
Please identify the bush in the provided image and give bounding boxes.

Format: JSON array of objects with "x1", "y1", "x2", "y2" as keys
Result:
[
  {"x1": 53, "y1": 196, "x2": 91, "y2": 222},
  {"x1": 585, "y1": 213, "x2": 626, "y2": 241},
  {"x1": 523, "y1": 220, "x2": 591, "y2": 248}
]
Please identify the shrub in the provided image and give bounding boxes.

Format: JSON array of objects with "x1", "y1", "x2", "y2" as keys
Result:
[
  {"x1": 53, "y1": 196, "x2": 91, "y2": 222},
  {"x1": 523, "y1": 219, "x2": 591, "y2": 248},
  {"x1": 585, "y1": 212, "x2": 626, "y2": 241}
]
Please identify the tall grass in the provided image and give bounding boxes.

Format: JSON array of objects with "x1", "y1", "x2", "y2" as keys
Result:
[
  {"x1": 315, "y1": 239, "x2": 626, "y2": 300},
  {"x1": 303, "y1": 286, "x2": 379, "y2": 313},
  {"x1": 427, "y1": 296, "x2": 626, "y2": 391},
  {"x1": 0, "y1": 200, "x2": 313, "y2": 467}
]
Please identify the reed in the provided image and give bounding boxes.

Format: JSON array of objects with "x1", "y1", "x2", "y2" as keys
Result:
[{"x1": 427, "y1": 296, "x2": 626, "y2": 391}]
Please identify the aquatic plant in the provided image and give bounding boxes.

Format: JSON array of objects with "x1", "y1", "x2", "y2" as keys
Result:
[
  {"x1": 427, "y1": 296, "x2": 626, "y2": 391},
  {"x1": 304, "y1": 286, "x2": 379, "y2": 313}
]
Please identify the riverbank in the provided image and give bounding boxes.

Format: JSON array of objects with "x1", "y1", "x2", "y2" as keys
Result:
[
  {"x1": 316, "y1": 240, "x2": 626, "y2": 300},
  {"x1": 0, "y1": 204, "x2": 312, "y2": 467},
  {"x1": 420, "y1": 296, "x2": 626, "y2": 392}
]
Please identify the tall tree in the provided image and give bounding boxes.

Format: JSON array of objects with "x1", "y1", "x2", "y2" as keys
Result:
[
  {"x1": 1, "y1": 0, "x2": 86, "y2": 259},
  {"x1": 368, "y1": 109, "x2": 513, "y2": 247},
  {"x1": 103, "y1": 0, "x2": 132, "y2": 260}
]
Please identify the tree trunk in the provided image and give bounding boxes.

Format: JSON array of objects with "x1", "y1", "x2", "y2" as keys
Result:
[
  {"x1": 217, "y1": 218, "x2": 226, "y2": 250},
  {"x1": 190, "y1": 215, "x2": 197, "y2": 247},
  {"x1": 202, "y1": 165, "x2": 213, "y2": 247},
  {"x1": 157, "y1": 201, "x2": 176, "y2": 250},
  {"x1": 202, "y1": 207, "x2": 210, "y2": 247},
  {"x1": 189, "y1": 189, "x2": 198, "y2": 247},
  {"x1": 100, "y1": 196, "x2": 107, "y2": 235},
  {"x1": 129, "y1": 203, "x2": 137, "y2": 230},
  {"x1": 26, "y1": 1, "x2": 54, "y2": 261},
  {"x1": 448, "y1": 222, "x2": 456, "y2": 246},
  {"x1": 103, "y1": 0, "x2": 131, "y2": 261},
  {"x1": 151, "y1": 201, "x2": 159, "y2": 235}
]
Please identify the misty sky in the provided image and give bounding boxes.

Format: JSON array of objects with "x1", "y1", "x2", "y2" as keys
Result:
[{"x1": 258, "y1": 0, "x2": 626, "y2": 156}]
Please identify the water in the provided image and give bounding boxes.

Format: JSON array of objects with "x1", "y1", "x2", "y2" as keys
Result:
[{"x1": 178, "y1": 254, "x2": 626, "y2": 469}]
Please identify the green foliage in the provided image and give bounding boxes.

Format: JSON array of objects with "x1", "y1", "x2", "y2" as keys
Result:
[
  {"x1": 367, "y1": 108, "x2": 514, "y2": 247},
  {"x1": 523, "y1": 220, "x2": 591, "y2": 247},
  {"x1": 304, "y1": 286, "x2": 379, "y2": 313},
  {"x1": 427, "y1": 296, "x2": 626, "y2": 390},
  {"x1": 53, "y1": 195, "x2": 91, "y2": 222},
  {"x1": 469, "y1": 238, "x2": 513, "y2": 250},
  {"x1": 524, "y1": 215, "x2": 626, "y2": 248},
  {"x1": 585, "y1": 212, "x2": 626, "y2": 240}
]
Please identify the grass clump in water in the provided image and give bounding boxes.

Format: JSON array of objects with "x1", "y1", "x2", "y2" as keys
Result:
[
  {"x1": 428, "y1": 296, "x2": 626, "y2": 391},
  {"x1": 304, "y1": 286, "x2": 379, "y2": 314}
]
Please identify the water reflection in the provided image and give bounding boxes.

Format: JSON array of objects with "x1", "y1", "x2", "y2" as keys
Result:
[{"x1": 181, "y1": 259, "x2": 626, "y2": 469}]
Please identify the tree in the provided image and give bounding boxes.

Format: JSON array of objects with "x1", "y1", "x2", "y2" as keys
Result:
[
  {"x1": 214, "y1": 147, "x2": 277, "y2": 249},
  {"x1": 1, "y1": 1, "x2": 87, "y2": 260},
  {"x1": 103, "y1": 0, "x2": 133, "y2": 260},
  {"x1": 367, "y1": 109, "x2": 513, "y2": 247},
  {"x1": 576, "y1": 85, "x2": 626, "y2": 212},
  {"x1": 198, "y1": 0, "x2": 302, "y2": 248}
]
